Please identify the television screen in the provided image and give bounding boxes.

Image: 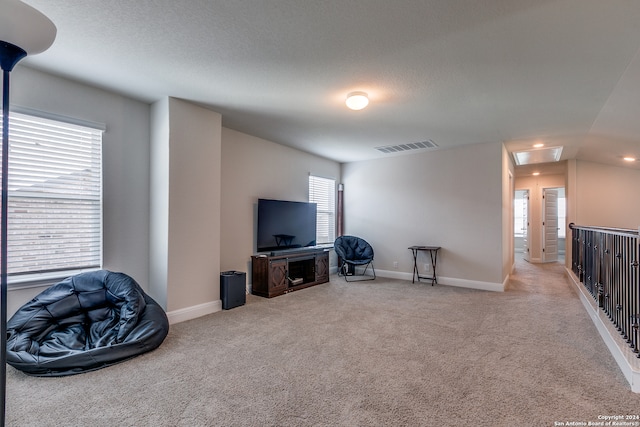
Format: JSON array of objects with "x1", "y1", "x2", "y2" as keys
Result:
[{"x1": 257, "y1": 199, "x2": 317, "y2": 253}]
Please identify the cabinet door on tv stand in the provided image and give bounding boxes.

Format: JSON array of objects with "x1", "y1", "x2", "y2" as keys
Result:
[
  {"x1": 315, "y1": 252, "x2": 329, "y2": 283},
  {"x1": 268, "y1": 259, "x2": 288, "y2": 296}
]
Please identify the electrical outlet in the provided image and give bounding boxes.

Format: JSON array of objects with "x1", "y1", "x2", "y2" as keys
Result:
[
  {"x1": 424, "y1": 263, "x2": 430, "y2": 271},
  {"x1": 393, "y1": 261, "x2": 398, "y2": 269}
]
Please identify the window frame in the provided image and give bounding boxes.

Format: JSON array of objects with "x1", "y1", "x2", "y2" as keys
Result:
[
  {"x1": 309, "y1": 174, "x2": 336, "y2": 245},
  {"x1": 1, "y1": 109, "x2": 104, "y2": 287}
]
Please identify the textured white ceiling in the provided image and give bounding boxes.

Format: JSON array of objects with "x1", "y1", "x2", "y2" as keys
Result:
[{"x1": 19, "y1": 0, "x2": 640, "y2": 168}]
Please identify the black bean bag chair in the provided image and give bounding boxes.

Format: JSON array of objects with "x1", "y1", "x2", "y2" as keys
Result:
[{"x1": 6, "y1": 270, "x2": 169, "y2": 377}]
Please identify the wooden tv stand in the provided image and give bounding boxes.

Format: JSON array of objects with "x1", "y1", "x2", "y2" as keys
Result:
[{"x1": 251, "y1": 249, "x2": 329, "y2": 298}]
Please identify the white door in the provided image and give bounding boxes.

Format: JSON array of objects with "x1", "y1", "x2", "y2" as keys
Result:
[{"x1": 543, "y1": 188, "x2": 559, "y2": 262}]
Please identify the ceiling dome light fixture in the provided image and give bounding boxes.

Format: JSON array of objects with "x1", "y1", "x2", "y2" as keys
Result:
[
  {"x1": 345, "y1": 91, "x2": 369, "y2": 110},
  {"x1": 623, "y1": 156, "x2": 636, "y2": 162}
]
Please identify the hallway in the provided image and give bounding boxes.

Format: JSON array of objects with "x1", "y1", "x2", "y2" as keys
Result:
[{"x1": 509, "y1": 254, "x2": 569, "y2": 294}]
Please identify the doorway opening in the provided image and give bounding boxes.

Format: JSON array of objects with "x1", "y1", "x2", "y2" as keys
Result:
[
  {"x1": 514, "y1": 189, "x2": 530, "y2": 261},
  {"x1": 513, "y1": 186, "x2": 566, "y2": 264},
  {"x1": 542, "y1": 187, "x2": 566, "y2": 263}
]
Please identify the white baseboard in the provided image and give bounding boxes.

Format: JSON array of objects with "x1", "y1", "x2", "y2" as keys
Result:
[
  {"x1": 440, "y1": 276, "x2": 505, "y2": 292},
  {"x1": 166, "y1": 300, "x2": 221, "y2": 325},
  {"x1": 566, "y1": 268, "x2": 640, "y2": 393},
  {"x1": 170, "y1": 268, "x2": 502, "y2": 325},
  {"x1": 375, "y1": 270, "x2": 413, "y2": 281},
  {"x1": 375, "y1": 270, "x2": 504, "y2": 292}
]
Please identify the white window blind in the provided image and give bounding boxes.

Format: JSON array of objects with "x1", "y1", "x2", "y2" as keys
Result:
[
  {"x1": 0, "y1": 111, "x2": 103, "y2": 281},
  {"x1": 309, "y1": 175, "x2": 335, "y2": 245}
]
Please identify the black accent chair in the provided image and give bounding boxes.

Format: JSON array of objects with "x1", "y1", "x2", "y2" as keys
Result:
[
  {"x1": 334, "y1": 235, "x2": 376, "y2": 282},
  {"x1": 6, "y1": 270, "x2": 169, "y2": 377}
]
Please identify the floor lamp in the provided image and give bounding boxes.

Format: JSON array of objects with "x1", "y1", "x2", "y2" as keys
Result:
[{"x1": 0, "y1": 1, "x2": 56, "y2": 425}]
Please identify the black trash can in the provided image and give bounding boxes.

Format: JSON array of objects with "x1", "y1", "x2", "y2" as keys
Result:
[{"x1": 221, "y1": 271, "x2": 246, "y2": 310}]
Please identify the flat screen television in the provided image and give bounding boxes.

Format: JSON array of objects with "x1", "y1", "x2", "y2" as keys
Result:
[{"x1": 257, "y1": 198, "x2": 317, "y2": 253}]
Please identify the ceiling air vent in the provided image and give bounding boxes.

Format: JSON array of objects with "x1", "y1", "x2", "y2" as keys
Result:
[{"x1": 375, "y1": 140, "x2": 438, "y2": 154}]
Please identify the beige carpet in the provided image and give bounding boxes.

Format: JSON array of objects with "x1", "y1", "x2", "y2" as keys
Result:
[{"x1": 6, "y1": 258, "x2": 640, "y2": 426}]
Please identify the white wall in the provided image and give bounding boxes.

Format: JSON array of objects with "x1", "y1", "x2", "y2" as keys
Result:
[
  {"x1": 8, "y1": 66, "x2": 151, "y2": 317},
  {"x1": 341, "y1": 142, "x2": 505, "y2": 289},
  {"x1": 149, "y1": 98, "x2": 170, "y2": 308},
  {"x1": 150, "y1": 98, "x2": 222, "y2": 316},
  {"x1": 20, "y1": 66, "x2": 639, "y2": 318},
  {"x1": 520, "y1": 159, "x2": 640, "y2": 269},
  {"x1": 7, "y1": 66, "x2": 340, "y2": 320},
  {"x1": 502, "y1": 145, "x2": 515, "y2": 279},
  {"x1": 572, "y1": 160, "x2": 640, "y2": 229},
  {"x1": 220, "y1": 128, "x2": 341, "y2": 284}
]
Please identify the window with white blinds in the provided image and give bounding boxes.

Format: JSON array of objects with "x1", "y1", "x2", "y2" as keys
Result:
[
  {"x1": 0, "y1": 111, "x2": 103, "y2": 282},
  {"x1": 309, "y1": 175, "x2": 335, "y2": 245}
]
